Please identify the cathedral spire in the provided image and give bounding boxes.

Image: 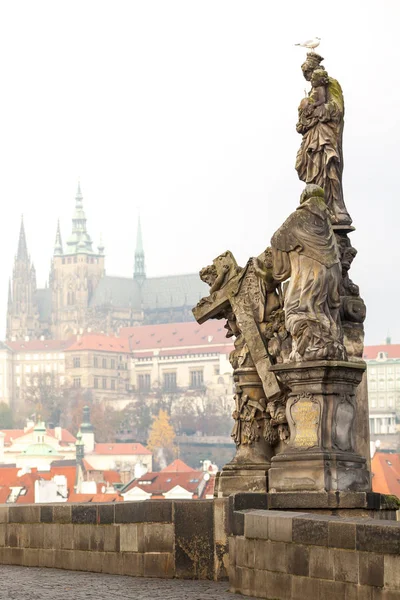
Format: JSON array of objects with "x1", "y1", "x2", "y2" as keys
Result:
[
  {"x1": 65, "y1": 181, "x2": 94, "y2": 254},
  {"x1": 54, "y1": 219, "x2": 63, "y2": 256},
  {"x1": 17, "y1": 216, "x2": 28, "y2": 262},
  {"x1": 134, "y1": 216, "x2": 146, "y2": 283},
  {"x1": 7, "y1": 279, "x2": 12, "y2": 311}
]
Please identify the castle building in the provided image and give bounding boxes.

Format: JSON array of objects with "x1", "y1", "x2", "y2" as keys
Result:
[{"x1": 6, "y1": 184, "x2": 207, "y2": 341}]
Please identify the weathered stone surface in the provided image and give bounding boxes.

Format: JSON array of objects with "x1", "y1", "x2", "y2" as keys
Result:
[
  {"x1": 40, "y1": 506, "x2": 53, "y2": 523},
  {"x1": 74, "y1": 525, "x2": 92, "y2": 551},
  {"x1": 254, "y1": 539, "x2": 288, "y2": 573},
  {"x1": 9, "y1": 505, "x2": 40, "y2": 524},
  {"x1": 0, "y1": 507, "x2": 9, "y2": 523},
  {"x1": 384, "y1": 554, "x2": 400, "y2": 590},
  {"x1": 115, "y1": 501, "x2": 172, "y2": 524},
  {"x1": 291, "y1": 575, "x2": 317, "y2": 600},
  {"x1": 328, "y1": 520, "x2": 356, "y2": 549},
  {"x1": 287, "y1": 544, "x2": 309, "y2": 577},
  {"x1": 60, "y1": 524, "x2": 74, "y2": 550},
  {"x1": 267, "y1": 512, "x2": 295, "y2": 542},
  {"x1": 319, "y1": 578, "x2": 347, "y2": 600},
  {"x1": 293, "y1": 515, "x2": 329, "y2": 546},
  {"x1": 122, "y1": 552, "x2": 144, "y2": 577},
  {"x1": 72, "y1": 505, "x2": 97, "y2": 525},
  {"x1": 244, "y1": 510, "x2": 269, "y2": 540},
  {"x1": 28, "y1": 523, "x2": 44, "y2": 549},
  {"x1": 97, "y1": 504, "x2": 114, "y2": 525},
  {"x1": 143, "y1": 523, "x2": 174, "y2": 553},
  {"x1": 174, "y1": 500, "x2": 214, "y2": 579},
  {"x1": 53, "y1": 505, "x2": 71, "y2": 524},
  {"x1": 119, "y1": 524, "x2": 139, "y2": 553},
  {"x1": 333, "y1": 549, "x2": 358, "y2": 583},
  {"x1": 103, "y1": 525, "x2": 120, "y2": 553},
  {"x1": 43, "y1": 524, "x2": 61, "y2": 550},
  {"x1": 90, "y1": 525, "x2": 105, "y2": 552},
  {"x1": 235, "y1": 536, "x2": 255, "y2": 569},
  {"x1": 356, "y1": 522, "x2": 400, "y2": 555},
  {"x1": 309, "y1": 546, "x2": 334, "y2": 580},
  {"x1": 359, "y1": 552, "x2": 384, "y2": 587},
  {"x1": 143, "y1": 552, "x2": 174, "y2": 578}
]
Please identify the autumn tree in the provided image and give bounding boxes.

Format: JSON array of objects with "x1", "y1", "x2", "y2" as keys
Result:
[
  {"x1": 21, "y1": 373, "x2": 66, "y2": 426},
  {"x1": 147, "y1": 409, "x2": 177, "y2": 469},
  {"x1": 0, "y1": 403, "x2": 14, "y2": 428}
]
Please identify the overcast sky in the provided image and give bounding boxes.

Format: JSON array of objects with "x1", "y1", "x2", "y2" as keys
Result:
[{"x1": 0, "y1": 0, "x2": 399, "y2": 344}]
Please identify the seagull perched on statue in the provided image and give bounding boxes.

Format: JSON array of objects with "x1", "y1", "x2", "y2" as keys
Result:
[{"x1": 295, "y1": 37, "x2": 321, "y2": 50}]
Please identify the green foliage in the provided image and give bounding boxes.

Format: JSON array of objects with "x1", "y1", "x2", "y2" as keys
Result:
[{"x1": 0, "y1": 403, "x2": 14, "y2": 429}]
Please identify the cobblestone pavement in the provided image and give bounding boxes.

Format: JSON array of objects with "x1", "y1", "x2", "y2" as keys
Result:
[{"x1": 0, "y1": 566, "x2": 250, "y2": 599}]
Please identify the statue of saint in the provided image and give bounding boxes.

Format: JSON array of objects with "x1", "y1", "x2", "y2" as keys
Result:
[
  {"x1": 271, "y1": 184, "x2": 346, "y2": 362},
  {"x1": 296, "y1": 53, "x2": 352, "y2": 226}
]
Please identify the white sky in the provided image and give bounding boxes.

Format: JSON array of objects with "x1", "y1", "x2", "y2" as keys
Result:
[{"x1": 0, "y1": 0, "x2": 399, "y2": 344}]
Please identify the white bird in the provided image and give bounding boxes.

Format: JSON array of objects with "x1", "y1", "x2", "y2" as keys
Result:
[{"x1": 295, "y1": 37, "x2": 321, "y2": 50}]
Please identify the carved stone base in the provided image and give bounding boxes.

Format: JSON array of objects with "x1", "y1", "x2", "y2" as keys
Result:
[
  {"x1": 214, "y1": 464, "x2": 269, "y2": 498},
  {"x1": 268, "y1": 451, "x2": 370, "y2": 493},
  {"x1": 268, "y1": 360, "x2": 371, "y2": 494}
]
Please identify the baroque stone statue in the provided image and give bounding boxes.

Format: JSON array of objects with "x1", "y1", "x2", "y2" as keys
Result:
[
  {"x1": 270, "y1": 184, "x2": 345, "y2": 362},
  {"x1": 296, "y1": 52, "x2": 352, "y2": 226}
]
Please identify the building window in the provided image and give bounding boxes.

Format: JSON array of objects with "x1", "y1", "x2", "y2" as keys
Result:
[
  {"x1": 388, "y1": 396, "x2": 394, "y2": 407},
  {"x1": 163, "y1": 372, "x2": 177, "y2": 391},
  {"x1": 94, "y1": 378, "x2": 98, "y2": 389},
  {"x1": 94, "y1": 356, "x2": 98, "y2": 368},
  {"x1": 73, "y1": 357, "x2": 81, "y2": 368},
  {"x1": 371, "y1": 397, "x2": 377, "y2": 408},
  {"x1": 102, "y1": 378, "x2": 107, "y2": 389},
  {"x1": 102, "y1": 358, "x2": 107, "y2": 369},
  {"x1": 111, "y1": 379, "x2": 116, "y2": 390},
  {"x1": 73, "y1": 378, "x2": 81, "y2": 388},
  {"x1": 111, "y1": 359, "x2": 115, "y2": 369},
  {"x1": 138, "y1": 373, "x2": 151, "y2": 391},
  {"x1": 379, "y1": 396, "x2": 385, "y2": 407},
  {"x1": 190, "y1": 370, "x2": 204, "y2": 388}
]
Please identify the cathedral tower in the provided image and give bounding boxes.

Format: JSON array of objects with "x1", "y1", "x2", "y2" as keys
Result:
[
  {"x1": 134, "y1": 216, "x2": 146, "y2": 284},
  {"x1": 7, "y1": 218, "x2": 40, "y2": 340},
  {"x1": 50, "y1": 184, "x2": 105, "y2": 339}
]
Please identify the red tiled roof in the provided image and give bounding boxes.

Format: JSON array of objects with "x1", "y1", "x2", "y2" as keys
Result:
[
  {"x1": 124, "y1": 470, "x2": 206, "y2": 496},
  {"x1": 161, "y1": 459, "x2": 194, "y2": 473},
  {"x1": 68, "y1": 492, "x2": 122, "y2": 503},
  {"x1": 0, "y1": 464, "x2": 77, "y2": 504},
  {"x1": 94, "y1": 443, "x2": 151, "y2": 456},
  {"x1": 6, "y1": 339, "x2": 74, "y2": 352},
  {"x1": 0, "y1": 427, "x2": 76, "y2": 446},
  {"x1": 102, "y1": 470, "x2": 122, "y2": 484},
  {"x1": 371, "y1": 452, "x2": 400, "y2": 498},
  {"x1": 120, "y1": 321, "x2": 232, "y2": 352},
  {"x1": 66, "y1": 334, "x2": 130, "y2": 353},
  {"x1": 364, "y1": 344, "x2": 400, "y2": 360}
]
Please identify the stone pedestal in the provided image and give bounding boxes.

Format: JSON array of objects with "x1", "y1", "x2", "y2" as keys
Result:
[
  {"x1": 215, "y1": 366, "x2": 273, "y2": 497},
  {"x1": 268, "y1": 361, "x2": 371, "y2": 494}
]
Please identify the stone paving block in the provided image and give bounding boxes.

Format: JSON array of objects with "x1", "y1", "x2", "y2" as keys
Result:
[
  {"x1": 9, "y1": 505, "x2": 40, "y2": 524},
  {"x1": 90, "y1": 525, "x2": 105, "y2": 552},
  {"x1": 319, "y1": 578, "x2": 347, "y2": 600},
  {"x1": 356, "y1": 522, "x2": 400, "y2": 555},
  {"x1": 72, "y1": 505, "x2": 97, "y2": 525},
  {"x1": 359, "y1": 552, "x2": 384, "y2": 587},
  {"x1": 384, "y1": 554, "x2": 400, "y2": 590},
  {"x1": 101, "y1": 551, "x2": 123, "y2": 575},
  {"x1": 143, "y1": 552, "x2": 174, "y2": 578},
  {"x1": 143, "y1": 523, "x2": 174, "y2": 553},
  {"x1": 120, "y1": 523, "x2": 139, "y2": 552},
  {"x1": 287, "y1": 543, "x2": 309, "y2": 577},
  {"x1": 254, "y1": 539, "x2": 288, "y2": 573},
  {"x1": 245, "y1": 511, "x2": 270, "y2": 540},
  {"x1": 291, "y1": 575, "x2": 318, "y2": 600},
  {"x1": 293, "y1": 516, "x2": 329, "y2": 546},
  {"x1": 28, "y1": 523, "x2": 44, "y2": 549},
  {"x1": 74, "y1": 524, "x2": 92, "y2": 551},
  {"x1": 60, "y1": 524, "x2": 74, "y2": 550},
  {"x1": 43, "y1": 524, "x2": 61, "y2": 550},
  {"x1": 122, "y1": 552, "x2": 144, "y2": 576},
  {"x1": 268, "y1": 512, "x2": 295, "y2": 543},
  {"x1": 174, "y1": 500, "x2": 214, "y2": 579},
  {"x1": 40, "y1": 506, "x2": 53, "y2": 523},
  {"x1": 39, "y1": 548, "x2": 56, "y2": 568},
  {"x1": 104, "y1": 524, "x2": 120, "y2": 552},
  {"x1": 6, "y1": 523, "x2": 19, "y2": 547},
  {"x1": 53, "y1": 505, "x2": 71, "y2": 524},
  {"x1": 328, "y1": 520, "x2": 356, "y2": 550},
  {"x1": 309, "y1": 545, "x2": 334, "y2": 580},
  {"x1": 264, "y1": 570, "x2": 291, "y2": 599},
  {"x1": 333, "y1": 549, "x2": 359, "y2": 583},
  {"x1": 97, "y1": 504, "x2": 114, "y2": 525}
]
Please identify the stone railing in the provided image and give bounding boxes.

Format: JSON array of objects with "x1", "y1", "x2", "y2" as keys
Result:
[
  {"x1": 229, "y1": 509, "x2": 400, "y2": 598},
  {"x1": 0, "y1": 499, "x2": 232, "y2": 580}
]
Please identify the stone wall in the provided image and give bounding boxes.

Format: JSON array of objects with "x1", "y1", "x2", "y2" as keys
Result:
[
  {"x1": 229, "y1": 509, "x2": 400, "y2": 598},
  {"x1": 0, "y1": 499, "x2": 230, "y2": 580}
]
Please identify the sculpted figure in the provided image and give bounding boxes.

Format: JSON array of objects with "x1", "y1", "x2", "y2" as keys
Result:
[
  {"x1": 251, "y1": 247, "x2": 282, "y2": 323},
  {"x1": 271, "y1": 184, "x2": 345, "y2": 362},
  {"x1": 296, "y1": 53, "x2": 351, "y2": 226}
]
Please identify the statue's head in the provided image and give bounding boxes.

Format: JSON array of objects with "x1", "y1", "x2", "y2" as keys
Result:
[
  {"x1": 301, "y1": 52, "x2": 324, "y2": 81},
  {"x1": 300, "y1": 184, "x2": 324, "y2": 204},
  {"x1": 199, "y1": 264, "x2": 217, "y2": 285},
  {"x1": 311, "y1": 68, "x2": 329, "y2": 88}
]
